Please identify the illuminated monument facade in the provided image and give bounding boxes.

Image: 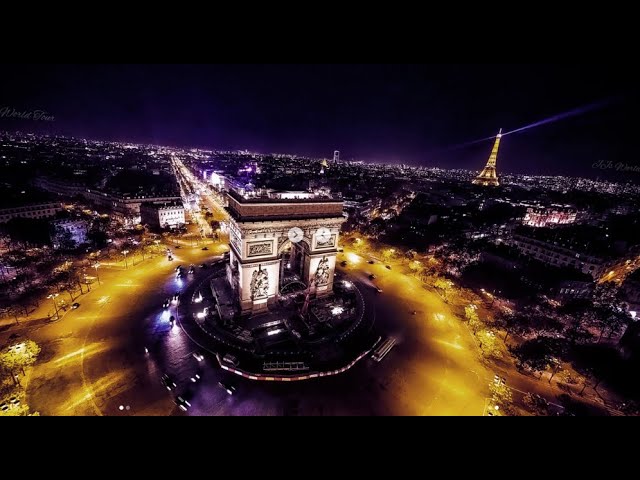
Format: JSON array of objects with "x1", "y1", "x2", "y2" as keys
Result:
[
  {"x1": 473, "y1": 129, "x2": 502, "y2": 187},
  {"x1": 226, "y1": 190, "x2": 345, "y2": 314}
]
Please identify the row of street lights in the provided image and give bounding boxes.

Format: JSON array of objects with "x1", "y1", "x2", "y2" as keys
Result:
[{"x1": 41, "y1": 237, "x2": 169, "y2": 322}]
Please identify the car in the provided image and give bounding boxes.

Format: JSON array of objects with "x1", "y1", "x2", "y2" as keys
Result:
[
  {"x1": 376, "y1": 288, "x2": 384, "y2": 294},
  {"x1": 0, "y1": 402, "x2": 9, "y2": 412},
  {"x1": 192, "y1": 352, "x2": 205, "y2": 362},
  {"x1": 222, "y1": 353, "x2": 239, "y2": 367},
  {"x1": 188, "y1": 267, "x2": 195, "y2": 275},
  {"x1": 341, "y1": 261, "x2": 348, "y2": 267},
  {"x1": 202, "y1": 247, "x2": 209, "y2": 251},
  {"x1": 200, "y1": 263, "x2": 207, "y2": 269},
  {"x1": 9, "y1": 396, "x2": 20, "y2": 406},
  {"x1": 162, "y1": 299, "x2": 170, "y2": 309},
  {"x1": 175, "y1": 265, "x2": 183, "y2": 272},
  {"x1": 218, "y1": 381, "x2": 236, "y2": 396},
  {"x1": 369, "y1": 274, "x2": 377, "y2": 280},
  {"x1": 174, "y1": 395, "x2": 192, "y2": 412},
  {"x1": 176, "y1": 272, "x2": 184, "y2": 279},
  {"x1": 161, "y1": 374, "x2": 177, "y2": 391},
  {"x1": 190, "y1": 374, "x2": 202, "y2": 383},
  {"x1": 386, "y1": 265, "x2": 392, "y2": 270},
  {"x1": 368, "y1": 260, "x2": 375, "y2": 265},
  {"x1": 175, "y1": 245, "x2": 181, "y2": 249},
  {"x1": 168, "y1": 256, "x2": 174, "y2": 261},
  {"x1": 71, "y1": 303, "x2": 81, "y2": 310}
]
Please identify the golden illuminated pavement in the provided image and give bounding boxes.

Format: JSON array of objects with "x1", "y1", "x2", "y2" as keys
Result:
[
  {"x1": 21, "y1": 241, "x2": 228, "y2": 416},
  {"x1": 17, "y1": 239, "x2": 493, "y2": 416},
  {"x1": 334, "y1": 252, "x2": 490, "y2": 416}
]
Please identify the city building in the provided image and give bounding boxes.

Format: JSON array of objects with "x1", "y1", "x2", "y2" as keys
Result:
[
  {"x1": 472, "y1": 130, "x2": 502, "y2": 187},
  {"x1": 140, "y1": 201, "x2": 185, "y2": 230},
  {"x1": 512, "y1": 233, "x2": 609, "y2": 279},
  {"x1": 33, "y1": 176, "x2": 87, "y2": 198},
  {"x1": 50, "y1": 218, "x2": 89, "y2": 249},
  {"x1": 523, "y1": 206, "x2": 578, "y2": 228},
  {"x1": 555, "y1": 280, "x2": 594, "y2": 300},
  {"x1": 84, "y1": 190, "x2": 181, "y2": 225},
  {"x1": 35, "y1": 175, "x2": 181, "y2": 226},
  {"x1": 225, "y1": 189, "x2": 345, "y2": 314},
  {"x1": 333, "y1": 150, "x2": 340, "y2": 164},
  {"x1": 0, "y1": 201, "x2": 63, "y2": 224},
  {"x1": 208, "y1": 172, "x2": 228, "y2": 191}
]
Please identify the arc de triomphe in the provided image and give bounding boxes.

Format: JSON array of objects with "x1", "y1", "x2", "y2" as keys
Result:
[{"x1": 225, "y1": 190, "x2": 345, "y2": 314}]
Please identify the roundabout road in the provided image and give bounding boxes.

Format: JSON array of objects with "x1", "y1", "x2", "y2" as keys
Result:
[{"x1": 22, "y1": 243, "x2": 490, "y2": 416}]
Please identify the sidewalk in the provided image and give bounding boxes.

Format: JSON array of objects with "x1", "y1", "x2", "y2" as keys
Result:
[{"x1": 0, "y1": 252, "x2": 161, "y2": 333}]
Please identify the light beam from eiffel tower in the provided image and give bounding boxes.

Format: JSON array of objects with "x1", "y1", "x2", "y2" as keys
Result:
[{"x1": 472, "y1": 129, "x2": 502, "y2": 187}]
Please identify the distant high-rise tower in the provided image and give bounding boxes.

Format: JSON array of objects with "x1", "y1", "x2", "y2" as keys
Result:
[
  {"x1": 333, "y1": 150, "x2": 340, "y2": 164},
  {"x1": 473, "y1": 129, "x2": 502, "y2": 187}
]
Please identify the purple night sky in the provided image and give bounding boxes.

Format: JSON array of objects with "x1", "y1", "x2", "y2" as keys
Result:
[{"x1": 0, "y1": 64, "x2": 636, "y2": 177}]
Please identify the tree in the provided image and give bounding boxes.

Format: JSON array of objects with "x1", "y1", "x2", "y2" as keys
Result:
[
  {"x1": 53, "y1": 225, "x2": 77, "y2": 251},
  {"x1": 434, "y1": 278, "x2": 453, "y2": 301},
  {"x1": 477, "y1": 330, "x2": 502, "y2": 359},
  {"x1": 87, "y1": 229, "x2": 108, "y2": 249},
  {"x1": 578, "y1": 366, "x2": 607, "y2": 395},
  {"x1": 381, "y1": 248, "x2": 395, "y2": 263},
  {"x1": 489, "y1": 380, "x2": 514, "y2": 416},
  {"x1": 523, "y1": 393, "x2": 551, "y2": 416},
  {"x1": 405, "y1": 250, "x2": 418, "y2": 261},
  {"x1": 495, "y1": 312, "x2": 533, "y2": 343},
  {"x1": 0, "y1": 340, "x2": 41, "y2": 381},
  {"x1": 409, "y1": 260, "x2": 424, "y2": 277},
  {"x1": 7, "y1": 306, "x2": 22, "y2": 325},
  {"x1": 366, "y1": 218, "x2": 387, "y2": 238},
  {"x1": 511, "y1": 337, "x2": 565, "y2": 378},
  {"x1": 593, "y1": 282, "x2": 620, "y2": 305},
  {"x1": 464, "y1": 306, "x2": 483, "y2": 333},
  {"x1": 465, "y1": 306, "x2": 479, "y2": 323},
  {"x1": 566, "y1": 320, "x2": 594, "y2": 346},
  {"x1": 548, "y1": 358, "x2": 563, "y2": 384},
  {"x1": 594, "y1": 307, "x2": 631, "y2": 343}
]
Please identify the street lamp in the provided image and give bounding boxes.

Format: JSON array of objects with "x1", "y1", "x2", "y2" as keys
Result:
[
  {"x1": 122, "y1": 250, "x2": 130, "y2": 269},
  {"x1": 93, "y1": 262, "x2": 101, "y2": 285},
  {"x1": 47, "y1": 293, "x2": 60, "y2": 319}
]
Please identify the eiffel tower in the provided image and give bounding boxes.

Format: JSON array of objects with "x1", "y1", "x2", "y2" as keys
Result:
[{"x1": 473, "y1": 129, "x2": 502, "y2": 187}]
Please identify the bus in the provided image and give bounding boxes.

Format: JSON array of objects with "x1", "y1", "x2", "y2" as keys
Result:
[{"x1": 371, "y1": 337, "x2": 397, "y2": 363}]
